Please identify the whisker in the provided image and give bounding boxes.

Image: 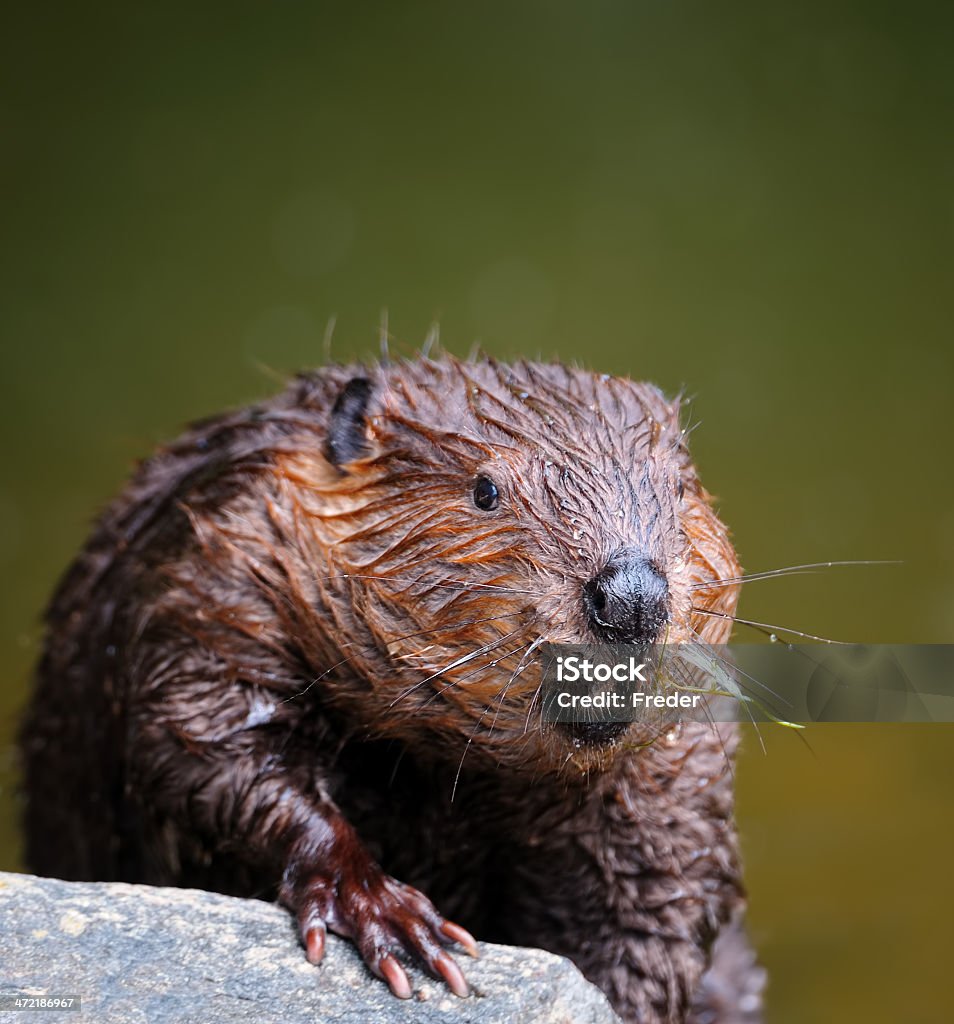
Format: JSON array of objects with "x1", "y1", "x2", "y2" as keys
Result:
[
  {"x1": 692, "y1": 607, "x2": 851, "y2": 645},
  {"x1": 691, "y1": 559, "x2": 901, "y2": 591},
  {"x1": 449, "y1": 638, "x2": 541, "y2": 800},
  {"x1": 707, "y1": 701, "x2": 738, "y2": 778},
  {"x1": 451, "y1": 719, "x2": 484, "y2": 803},
  {"x1": 685, "y1": 626, "x2": 790, "y2": 707},
  {"x1": 320, "y1": 572, "x2": 546, "y2": 598},
  {"x1": 684, "y1": 629, "x2": 766, "y2": 756},
  {"x1": 388, "y1": 627, "x2": 526, "y2": 709},
  {"x1": 420, "y1": 636, "x2": 538, "y2": 713},
  {"x1": 281, "y1": 612, "x2": 530, "y2": 705},
  {"x1": 523, "y1": 616, "x2": 569, "y2": 735},
  {"x1": 488, "y1": 634, "x2": 547, "y2": 735},
  {"x1": 390, "y1": 610, "x2": 531, "y2": 661}
]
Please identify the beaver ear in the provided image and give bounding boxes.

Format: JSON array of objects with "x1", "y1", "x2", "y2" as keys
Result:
[{"x1": 325, "y1": 377, "x2": 375, "y2": 468}]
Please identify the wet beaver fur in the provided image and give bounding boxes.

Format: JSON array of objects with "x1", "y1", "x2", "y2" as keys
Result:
[{"x1": 20, "y1": 356, "x2": 764, "y2": 1022}]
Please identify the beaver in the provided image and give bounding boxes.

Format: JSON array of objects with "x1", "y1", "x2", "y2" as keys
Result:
[{"x1": 19, "y1": 355, "x2": 764, "y2": 1023}]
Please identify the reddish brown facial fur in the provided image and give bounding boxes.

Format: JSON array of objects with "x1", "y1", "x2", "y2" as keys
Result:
[{"x1": 19, "y1": 356, "x2": 761, "y2": 1023}]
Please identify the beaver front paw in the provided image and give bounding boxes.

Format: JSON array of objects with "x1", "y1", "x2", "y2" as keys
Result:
[{"x1": 284, "y1": 862, "x2": 478, "y2": 999}]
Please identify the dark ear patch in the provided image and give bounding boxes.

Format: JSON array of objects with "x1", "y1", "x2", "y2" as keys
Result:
[{"x1": 325, "y1": 377, "x2": 374, "y2": 467}]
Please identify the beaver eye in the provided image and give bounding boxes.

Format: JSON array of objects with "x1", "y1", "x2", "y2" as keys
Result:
[{"x1": 473, "y1": 476, "x2": 500, "y2": 511}]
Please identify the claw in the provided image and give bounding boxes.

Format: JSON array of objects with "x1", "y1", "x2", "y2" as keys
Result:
[
  {"x1": 304, "y1": 923, "x2": 326, "y2": 965},
  {"x1": 433, "y1": 950, "x2": 469, "y2": 998},
  {"x1": 379, "y1": 954, "x2": 413, "y2": 999},
  {"x1": 289, "y1": 862, "x2": 476, "y2": 1000},
  {"x1": 441, "y1": 921, "x2": 479, "y2": 958}
]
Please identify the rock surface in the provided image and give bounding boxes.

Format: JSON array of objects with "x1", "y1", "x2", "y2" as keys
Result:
[{"x1": 0, "y1": 871, "x2": 620, "y2": 1023}]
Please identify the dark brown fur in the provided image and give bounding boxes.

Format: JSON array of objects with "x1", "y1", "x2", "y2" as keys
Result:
[{"x1": 20, "y1": 356, "x2": 763, "y2": 1022}]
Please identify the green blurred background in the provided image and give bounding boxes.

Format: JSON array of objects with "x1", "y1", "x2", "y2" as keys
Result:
[{"x1": 2, "y1": 3, "x2": 952, "y2": 1021}]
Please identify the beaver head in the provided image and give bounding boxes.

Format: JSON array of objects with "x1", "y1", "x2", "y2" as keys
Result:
[{"x1": 267, "y1": 356, "x2": 740, "y2": 773}]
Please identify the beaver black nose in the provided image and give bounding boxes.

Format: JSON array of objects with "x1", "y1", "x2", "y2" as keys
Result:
[{"x1": 583, "y1": 552, "x2": 669, "y2": 644}]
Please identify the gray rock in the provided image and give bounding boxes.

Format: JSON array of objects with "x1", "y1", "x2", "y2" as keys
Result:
[{"x1": 0, "y1": 871, "x2": 620, "y2": 1024}]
